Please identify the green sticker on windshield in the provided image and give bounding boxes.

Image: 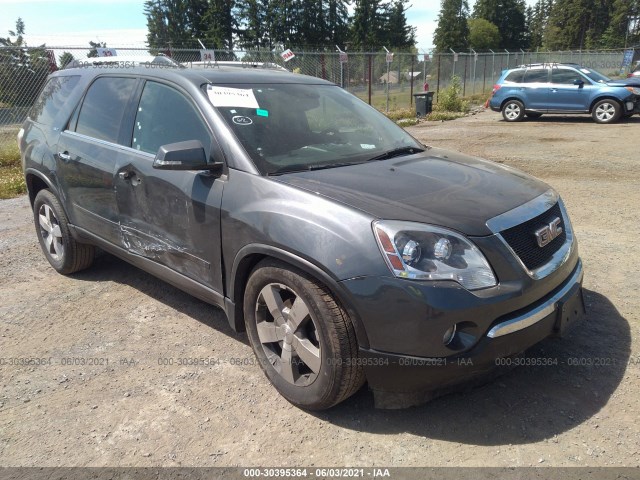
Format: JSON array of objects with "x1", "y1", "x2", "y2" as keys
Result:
[{"x1": 256, "y1": 109, "x2": 269, "y2": 117}]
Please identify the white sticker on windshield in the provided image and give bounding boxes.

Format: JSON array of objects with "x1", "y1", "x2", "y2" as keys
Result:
[
  {"x1": 207, "y1": 85, "x2": 259, "y2": 108},
  {"x1": 580, "y1": 68, "x2": 590, "y2": 74},
  {"x1": 360, "y1": 144, "x2": 376, "y2": 150}
]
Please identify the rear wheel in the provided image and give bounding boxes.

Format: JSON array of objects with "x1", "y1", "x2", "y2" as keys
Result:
[
  {"x1": 244, "y1": 259, "x2": 364, "y2": 410},
  {"x1": 592, "y1": 99, "x2": 621, "y2": 124},
  {"x1": 502, "y1": 100, "x2": 525, "y2": 122},
  {"x1": 33, "y1": 189, "x2": 95, "y2": 274}
]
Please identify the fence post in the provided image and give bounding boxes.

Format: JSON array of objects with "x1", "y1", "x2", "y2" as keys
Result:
[
  {"x1": 368, "y1": 54, "x2": 372, "y2": 106},
  {"x1": 436, "y1": 53, "x2": 441, "y2": 102},
  {"x1": 463, "y1": 54, "x2": 468, "y2": 96},
  {"x1": 410, "y1": 54, "x2": 415, "y2": 107},
  {"x1": 482, "y1": 54, "x2": 487, "y2": 94}
]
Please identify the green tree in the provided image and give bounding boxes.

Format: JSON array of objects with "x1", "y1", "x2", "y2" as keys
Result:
[
  {"x1": 203, "y1": 0, "x2": 237, "y2": 49},
  {"x1": 543, "y1": 0, "x2": 615, "y2": 50},
  {"x1": 433, "y1": 0, "x2": 470, "y2": 52},
  {"x1": 467, "y1": 17, "x2": 500, "y2": 50},
  {"x1": 473, "y1": 0, "x2": 527, "y2": 49},
  {"x1": 601, "y1": 0, "x2": 640, "y2": 48},
  {"x1": 350, "y1": 0, "x2": 386, "y2": 49},
  {"x1": 87, "y1": 40, "x2": 106, "y2": 58},
  {"x1": 380, "y1": 0, "x2": 417, "y2": 49},
  {"x1": 0, "y1": 19, "x2": 49, "y2": 109},
  {"x1": 58, "y1": 52, "x2": 75, "y2": 68},
  {"x1": 144, "y1": 0, "x2": 211, "y2": 48}
]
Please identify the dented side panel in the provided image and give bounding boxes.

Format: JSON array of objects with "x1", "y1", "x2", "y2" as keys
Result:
[{"x1": 115, "y1": 151, "x2": 225, "y2": 293}]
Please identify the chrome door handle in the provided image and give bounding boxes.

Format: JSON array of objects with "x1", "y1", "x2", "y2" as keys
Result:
[{"x1": 58, "y1": 152, "x2": 71, "y2": 161}]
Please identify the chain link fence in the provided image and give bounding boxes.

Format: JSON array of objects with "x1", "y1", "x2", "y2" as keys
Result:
[{"x1": 0, "y1": 45, "x2": 628, "y2": 127}]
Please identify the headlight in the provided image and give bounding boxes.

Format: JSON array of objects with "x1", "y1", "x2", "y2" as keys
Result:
[
  {"x1": 373, "y1": 220, "x2": 497, "y2": 290},
  {"x1": 625, "y1": 86, "x2": 640, "y2": 95}
]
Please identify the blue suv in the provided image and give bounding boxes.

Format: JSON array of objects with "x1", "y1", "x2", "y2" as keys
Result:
[{"x1": 489, "y1": 63, "x2": 640, "y2": 123}]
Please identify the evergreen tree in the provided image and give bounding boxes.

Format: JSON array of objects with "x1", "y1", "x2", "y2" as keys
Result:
[
  {"x1": 381, "y1": 0, "x2": 417, "y2": 49},
  {"x1": 351, "y1": 0, "x2": 385, "y2": 49},
  {"x1": 473, "y1": 0, "x2": 527, "y2": 49},
  {"x1": 433, "y1": 0, "x2": 470, "y2": 52}
]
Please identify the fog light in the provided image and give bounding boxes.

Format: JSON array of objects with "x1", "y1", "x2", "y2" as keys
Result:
[
  {"x1": 627, "y1": 101, "x2": 634, "y2": 111},
  {"x1": 443, "y1": 324, "x2": 457, "y2": 345}
]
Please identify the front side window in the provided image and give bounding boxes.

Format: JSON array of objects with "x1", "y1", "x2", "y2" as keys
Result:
[
  {"x1": 30, "y1": 75, "x2": 80, "y2": 126},
  {"x1": 208, "y1": 83, "x2": 423, "y2": 175},
  {"x1": 551, "y1": 69, "x2": 585, "y2": 84},
  {"x1": 132, "y1": 81, "x2": 212, "y2": 155},
  {"x1": 75, "y1": 77, "x2": 137, "y2": 143}
]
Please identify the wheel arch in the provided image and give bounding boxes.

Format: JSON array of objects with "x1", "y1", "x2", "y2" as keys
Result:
[
  {"x1": 226, "y1": 244, "x2": 370, "y2": 349},
  {"x1": 25, "y1": 169, "x2": 59, "y2": 207},
  {"x1": 589, "y1": 96, "x2": 622, "y2": 113},
  {"x1": 500, "y1": 96, "x2": 526, "y2": 111}
]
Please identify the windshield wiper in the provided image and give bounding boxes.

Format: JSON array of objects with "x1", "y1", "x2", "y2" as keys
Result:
[
  {"x1": 367, "y1": 146, "x2": 425, "y2": 162},
  {"x1": 268, "y1": 161, "x2": 361, "y2": 175}
]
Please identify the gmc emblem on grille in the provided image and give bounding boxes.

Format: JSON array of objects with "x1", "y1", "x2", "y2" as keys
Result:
[{"x1": 535, "y1": 217, "x2": 563, "y2": 248}]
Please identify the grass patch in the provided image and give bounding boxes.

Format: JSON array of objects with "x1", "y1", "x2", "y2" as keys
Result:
[
  {"x1": 427, "y1": 111, "x2": 467, "y2": 121},
  {"x1": 384, "y1": 108, "x2": 415, "y2": 121},
  {"x1": 0, "y1": 129, "x2": 26, "y2": 199}
]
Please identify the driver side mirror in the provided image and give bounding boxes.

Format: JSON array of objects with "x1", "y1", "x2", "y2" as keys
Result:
[
  {"x1": 153, "y1": 140, "x2": 223, "y2": 174},
  {"x1": 573, "y1": 78, "x2": 585, "y2": 88}
]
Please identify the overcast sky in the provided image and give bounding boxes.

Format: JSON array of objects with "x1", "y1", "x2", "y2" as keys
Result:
[{"x1": 0, "y1": 0, "x2": 537, "y2": 53}]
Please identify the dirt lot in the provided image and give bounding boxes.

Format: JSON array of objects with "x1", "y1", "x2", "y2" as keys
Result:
[{"x1": 1, "y1": 111, "x2": 639, "y2": 468}]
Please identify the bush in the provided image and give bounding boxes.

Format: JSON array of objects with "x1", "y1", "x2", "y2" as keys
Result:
[
  {"x1": 0, "y1": 130, "x2": 26, "y2": 199},
  {"x1": 427, "y1": 111, "x2": 466, "y2": 121},
  {"x1": 434, "y1": 76, "x2": 469, "y2": 113}
]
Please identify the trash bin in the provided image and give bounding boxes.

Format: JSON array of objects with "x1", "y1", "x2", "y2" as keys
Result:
[{"x1": 413, "y1": 92, "x2": 434, "y2": 117}]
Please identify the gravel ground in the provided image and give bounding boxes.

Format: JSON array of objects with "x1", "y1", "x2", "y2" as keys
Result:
[{"x1": 0, "y1": 110, "x2": 639, "y2": 468}]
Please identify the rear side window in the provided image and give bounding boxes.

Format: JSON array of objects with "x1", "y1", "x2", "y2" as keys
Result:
[
  {"x1": 29, "y1": 75, "x2": 80, "y2": 125},
  {"x1": 132, "y1": 81, "x2": 211, "y2": 155},
  {"x1": 75, "y1": 77, "x2": 137, "y2": 144},
  {"x1": 551, "y1": 69, "x2": 584, "y2": 84},
  {"x1": 504, "y1": 70, "x2": 524, "y2": 83},
  {"x1": 523, "y1": 69, "x2": 549, "y2": 83}
]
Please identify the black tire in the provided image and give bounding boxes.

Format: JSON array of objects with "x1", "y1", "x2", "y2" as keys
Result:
[
  {"x1": 33, "y1": 189, "x2": 95, "y2": 274},
  {"x1": 244, "y1": 259, "x2": 365, "y2": 410},
  {"x1": 525, "y1": 112, "x2": 543, "y2": 119},
  {"x1": 502, "y1": 100, "x2": 525, "y2": 122},
  {"x1": 592, "y1": 99, "x2": 621, "y2": 124}
]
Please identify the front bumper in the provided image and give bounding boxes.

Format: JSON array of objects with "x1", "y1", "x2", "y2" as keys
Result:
[{"x1": 356, "y1": 260, "x2": 585, "y2": 408}]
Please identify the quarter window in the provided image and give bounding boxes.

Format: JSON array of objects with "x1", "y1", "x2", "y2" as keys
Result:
[
  {"x1": 30, "y1": 75, "x2": 80, "y2": 126},
  {"x1": 504, "y1": 70, "x2": 524, "y2": 83},
  {"x1": 132, "y1": 81, "x2": 211, "y2": 155},
  {"x1": 75, "y1": 77, "x2": 137, "y2": 143}
]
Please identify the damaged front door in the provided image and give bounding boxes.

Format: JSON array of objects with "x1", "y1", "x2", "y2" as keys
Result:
[{"x1": 115, "y1": 80, "x2": 224, "y2": 293}]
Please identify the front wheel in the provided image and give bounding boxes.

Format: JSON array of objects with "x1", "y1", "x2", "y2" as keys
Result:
[
  {"x1": 33, "y1": 189, "x2": 95, "y2": 274},
  {"x1": 592, "y1": 99, "x2": 621, "y2": 124},
  {"x1": 502, "y1": 100, "x2": 525, "y2": 122},
  {"x1": 244, "y1": 259, "x2": 364, "y2": 410}
]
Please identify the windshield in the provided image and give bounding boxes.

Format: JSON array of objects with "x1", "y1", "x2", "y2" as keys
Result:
[
  {"x1": 206, "y1": 83, "x2": 423, "y2": 174},
  {"x1": 579, "y1": 67, "x2": 611, "y2": 83}
]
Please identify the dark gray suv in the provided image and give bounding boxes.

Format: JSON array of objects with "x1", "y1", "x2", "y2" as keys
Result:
[{"x1": 19, "y1": 64, "x2": 585, "y2": 409}]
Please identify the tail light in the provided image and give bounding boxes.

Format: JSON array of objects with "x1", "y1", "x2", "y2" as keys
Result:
[
  {"x1": 491, "y1": 84, "x2": 501, "y2": 95},
  {"x1": 628, "y1": 73, "x2": 633, "y2": 78}
]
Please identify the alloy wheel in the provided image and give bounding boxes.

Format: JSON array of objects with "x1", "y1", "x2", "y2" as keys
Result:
[
  {"x1": 255, "y1": 283, "x2": 321, "y2": 386},
  {"x1": 38, "y1": 203, "x2": 64, "y2": 261}
]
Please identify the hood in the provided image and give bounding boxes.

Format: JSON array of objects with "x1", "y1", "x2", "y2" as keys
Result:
[
  {"x1": 273, "y1": 147, "x2": 550, "y2": 236},
  {"x1": 607, "y1": 78, "x2": 640, "y2": 87}
]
